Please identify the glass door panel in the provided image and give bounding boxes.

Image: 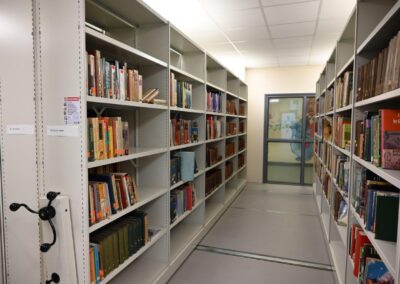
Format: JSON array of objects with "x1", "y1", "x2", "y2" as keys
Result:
[{"x1": 264, "y1": 94, "x2": 315, "y2": 185}]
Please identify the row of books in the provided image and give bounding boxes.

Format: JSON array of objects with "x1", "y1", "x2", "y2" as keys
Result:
[
  {"x1": 350, "y1": 224, "x2": 394, "y2": 283},
  {"x1": 225, "y1": 161, "x2": 233, "y2": 180},
  {"x1": 238, "y1": 154, "x2": 245, "y2": 169},
  {"x1": 206, "y1": 146, "x2": 222, "y2": 168},
  {"x1": 323, "y1": 171, "x2": 332, "y2": 203},
  {"x1": 332, "y1": 154, "x2": 350, "y2": 195},
  {"x1": 334, "y1": 71, "x2": 353, "y2": 109},
  {"x1": 88, "y1": 117, "x2": 129, "y2": 162},
  {"x1": 170, "y1": 116, "x2": 199, "y2": 146},
  {"x1": 356, "y1": 30, "x2": 400, "y2": 102},
  {"x1": 86, "y1": 50, "x2": 142, "y2": 101},
  {"x1": 333, "y1": 192, "x2": 348, "y2": 227},
  {"x1": 89, "y1": 173, "x2": 140, "y2": 226},
  {"x1": 206, "y1": 116, "x2": 224, "y2": 140},
  {"x1": 321, "y1": 142, "x2": 332, "y2": 172},
  {"x1": 323, "y1": 117, "x2": 332, "y2": 141},
  {"x1": 226, "y1": 100, "x2": 237, "y2": 115},
  {"x1": 352, "y1": 166, "x2": 399, "y2": 242},
  {"x1": 170, "y1": 183, "x2": 196, "y2": 224},
  {"x1": 205, "y1": 169, "x2": 222, "y2": 197},
  {"x1": 238, "y1": 138, "x2": 245, "y2": 151},
  {"x1": 239, "y1": 104, "x2": 246, "y2": 116},
  {"x1": 325, "y1": 88, "x2": 334, "y2": 113},
  {"x1": 333, "y1": 116, "x2": 351, "y2": 150},
  {"x1": 207, "y1": 92, "x2": 222, "y2": 113},
  {"x1": 226, "y1": 142, "x2": 235, "y2": 157},
  {"x1": 170, "y1": 152, "x2": 196, "y2": 186},
  {"x1": 226, "y1": 122, "x2": 237, "y2": 136},
  {"x1": 239, "y1": 121, "x2": 245, "y2": 134},
  {"x1": 169, "y1": 73, "x2": 192, "y2": 108},
  {"x1": 89, "y1": 211, "x2": 149, "y2": 282},
  {"x1": 355, "y1": 109, "x2": 400, "y2": 169}
]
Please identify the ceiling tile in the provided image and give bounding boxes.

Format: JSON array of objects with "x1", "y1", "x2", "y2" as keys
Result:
[
  {"x1": 264, "y1": 1, "x2": 320, "y2": 25},
  {"x1": 201, "y1": 0, "x2": 260, "y2": 11},
  {"x1": 278, "y1": 47, "x2": 311, "y2": 57},
  {"x1": 225, "y1": 26, "x2": 269, "y2": 42},
  {"x1": 270, "y1": 22, "x2": 316, "y2": 39},
  {"x1": 273, "y1": 36, "x2": 313, "y2": 49},
  {"x1": 319, "y1": 0, "x2": 356, "y2": 20},
  {"x1": 234, "y1": 39, "x2": 275, "y2": 52},
  {"x1": 278, "y1": 55, "x2": 309, "y2": 66},
  {"x1": 210, "y1": 8, "x2": 265, "y2": 29},
  {"x1": 262, "y1": 0, "x2": 318, "y2": 7}
]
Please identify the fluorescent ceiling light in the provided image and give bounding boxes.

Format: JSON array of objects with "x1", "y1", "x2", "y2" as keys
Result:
[{"x1": 270, "y1": 99, "x2": 280, "y2": 103}]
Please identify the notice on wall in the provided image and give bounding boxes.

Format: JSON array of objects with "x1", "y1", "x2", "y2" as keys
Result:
[
  {"x1": 64, "y1": 96, "x2": 81, "y2": 125},
  {"x1": 6, "y1": 124, "x2": 34, "y2": 135},
  {"x1": 47, "y1": 125, "x2": 79, "y2": 137}
]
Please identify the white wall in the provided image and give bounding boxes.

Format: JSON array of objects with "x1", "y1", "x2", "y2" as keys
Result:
[{"x1": 246, "y1": 65, "x2": 324, "y2": 183}]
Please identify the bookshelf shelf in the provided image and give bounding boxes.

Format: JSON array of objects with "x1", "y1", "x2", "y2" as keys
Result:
[
  {"x1": 353, "y1": 155, "x2": 400, "y2": 188},
  {"x1": 89, "y1": 187, "x2": 168, "y2": 233},
  {"x1": 204, "y1": 183, "x2": 225, "y2": 202},
  {"x1": 350, "y1": 206, "x2": 396, "y2": 276},
  {"x1": 225, "y1": 113, "x2": 237, "y2": 118},
  {"x1": 336, "y1": 55, "x2": 354, "y2": 78},
  {"x1": 325, "y1": 110, "x2": 334, "y2": 116},
  {"x1": 354, "y1": 88, "x2": 400, "y2": 108},
  {"x1": 5, "y1": 1, "x2": 247, "y2": 283},
  {"x1": 86, "y1": 28, "x2": 168, "y2": 68},
  {"x1": 170, "y1": 222, "x2": 203, "y2": 261},
  {"x1": 333, "y1": 144, "x2": 351, "y2": 157},
  {"x1": 87, "y1": 147, "x2": 168, "y2": 169},
  {"x1": 205, "y1": 159, "x2": 225, "y2": 173},
  {"x1": 356, "y1": 1, "x2": 400, "y2": 54},
  {"x1": 170, "y1": 201, "x2": 203, "y2": 230},
  {"x1": 169, "y1": 106, "x2": 204, "y2": 114},
  {"x1": 237, "y1": 132, "x2": 247, "y2": 137},
  {"x1": 100, "y1": 228, "x2": 167, "y2": 284},
  {"x1": 206, "y1": 137, "x2": 225, "y2": 143},
  {"x1": 206, "y1": 111, "x2": 225, "y2": 116},
  {"x1": 327, "y1": 78, "x2": 335, "y2": 89},
  {"x1": 205, "y1": 202, "x2": 224, "y2": 226},
  {"x1": 86, "y1": 96, "x2": 169, "y2": 110},
  {"x1": 170, "y1": 141, "x2": 204, "y2": 151},
  {"x1": 335, "y1": 104, "x2": 352, "y2": 113},
  {"x1": 169, "y1": 65, "x2": 205, "y2": 84}
]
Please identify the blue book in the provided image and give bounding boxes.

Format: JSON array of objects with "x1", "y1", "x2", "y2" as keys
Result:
[
  {"x1": 91, "y1": 243, "x2": 100, "y2": 283},
  {"x1": 364, "y1": 258, "x2": 393, "y2": 283},
  {"x1": 178, "y1": 151, "x2": 195, "y2": 182},
  {"x1": 89, "y1": 174, "x2": 117, "y2": 214}
]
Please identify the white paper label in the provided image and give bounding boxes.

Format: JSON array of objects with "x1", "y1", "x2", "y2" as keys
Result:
[
  {"x1": 7, "y1": 124, "x2": 34, "y2": 135},
  {"x1": 47, "y1": 125, "x2": 79, "y2": 137},
  {"x1": 64, "y1": 97, "x2": 81, "y2": 125}
]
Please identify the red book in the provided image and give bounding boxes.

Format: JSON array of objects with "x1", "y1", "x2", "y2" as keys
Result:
[
  {"x1": 353, "y1": 230, "x2": 371, "y2": 277},
  {"x1": 186, "y1": 184, "x2": 193, "y2": 210},
  {"x1": 380, "y1": 109, "x2": 400, "y2": 169}
]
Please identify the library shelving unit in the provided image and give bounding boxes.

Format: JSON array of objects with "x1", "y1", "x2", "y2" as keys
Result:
[
  {"x1": 0, "y1": 0, "x2": 247, "y2": 283},
  {"x1": 313, "y1": 1, "x2": 400, "y2": 284}
]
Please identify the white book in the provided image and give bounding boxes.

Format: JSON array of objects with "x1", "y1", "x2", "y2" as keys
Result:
[{"x1": 119, "y1": 69, "x2": 125, "y2": 101}]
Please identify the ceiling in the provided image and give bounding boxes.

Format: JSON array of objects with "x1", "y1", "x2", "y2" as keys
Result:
[{"x1": 142, "y1": 0, "x2": 356, "y2": 73}]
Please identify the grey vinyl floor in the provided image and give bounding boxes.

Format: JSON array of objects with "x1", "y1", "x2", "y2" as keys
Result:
[{"x1": 168, "y1": 183, "x2": 337, "y2": 284}]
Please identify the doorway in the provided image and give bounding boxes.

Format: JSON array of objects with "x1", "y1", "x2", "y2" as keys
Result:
[{"x1": 263, "y1": 94, "x2": 315, "y2": 185}]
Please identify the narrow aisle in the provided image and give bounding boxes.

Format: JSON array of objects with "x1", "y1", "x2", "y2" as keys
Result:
[{"x1": 168, "y1": 183, "x2": 337, "y2": 284}]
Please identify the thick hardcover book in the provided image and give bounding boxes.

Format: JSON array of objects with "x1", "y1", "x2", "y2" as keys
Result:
[
  {"x1": 353, "y1": 230, "x2": 371, "y2": 277},
  {"x1": 374, "y1": 193, "x2": 399, "y2": 242},
  {"x1": 380, "y1": 109, "x2": 400, "y2": 169}
]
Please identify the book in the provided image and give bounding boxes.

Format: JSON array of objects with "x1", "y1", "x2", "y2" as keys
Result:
[
  {"x1": 364, "y1": 258, "x2": 394, "y2": 283},
  {"x1": 374, "y1": 193, "x2": 399, "y2": 242},
  {"x1": 380, "y1": 109, "x2": 400, "y2": 169}
]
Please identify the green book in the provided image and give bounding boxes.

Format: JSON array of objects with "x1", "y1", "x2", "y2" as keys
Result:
[
  {"x1": 372, "y1": 114, "x2": 380, "y2": 166},
  {"x1": 374, "y1": 193, "x2": 399, "y2": 242}
]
